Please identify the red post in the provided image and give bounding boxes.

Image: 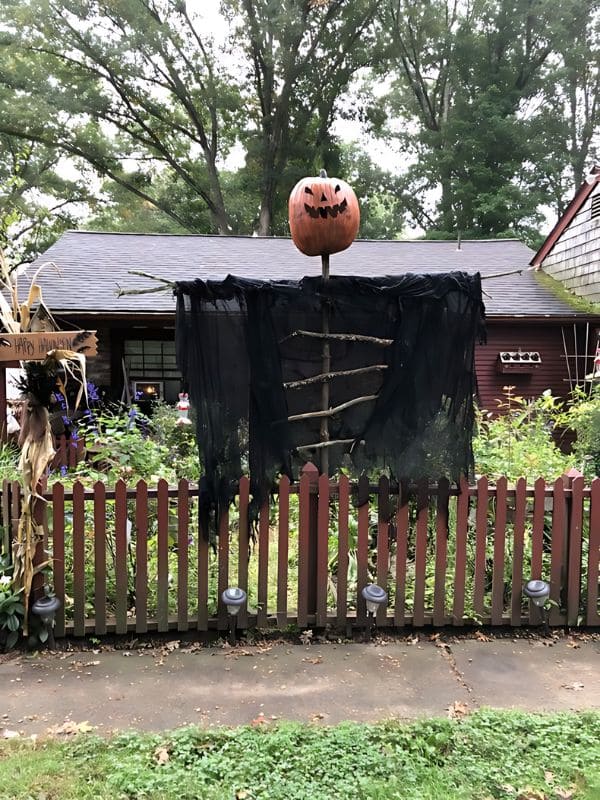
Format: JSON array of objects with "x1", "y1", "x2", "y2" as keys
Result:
[
  {"x1": 301, "y1": 462, "x2": 319, "y2": 622},
  {"x1": 563, "y1": 468, "x2": 584, "y2": 626},
  {"x1": 0, "y1": 366, "x2": 7, "y2": 443}
]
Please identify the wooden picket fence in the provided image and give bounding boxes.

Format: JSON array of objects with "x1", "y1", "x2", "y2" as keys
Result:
[{"x1": 1, "y1": 467, "x2": 599, "y2": 637}]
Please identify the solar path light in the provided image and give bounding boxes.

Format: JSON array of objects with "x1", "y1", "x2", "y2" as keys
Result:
[
  {"x1": 31, "y1": 595, "x2": 61, "y2": 650},
  {"x1": 361, "y1": 583, "x2": 387, "y2": 641},
  {"x1": 523, "y1": 579, "x2": 551, "y2": 636},
  {"x1": 221, "y1": 587, "x2": 247, "y2": 646}
]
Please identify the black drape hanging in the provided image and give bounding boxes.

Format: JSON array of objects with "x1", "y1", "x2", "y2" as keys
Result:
[{"x1": 175, "y1": 272, "x2": 486, "y2": 528}]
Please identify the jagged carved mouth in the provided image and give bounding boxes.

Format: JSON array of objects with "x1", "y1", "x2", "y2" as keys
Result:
[{"x1": 304, "y1": 197, "x2": 348, "y2": 219}]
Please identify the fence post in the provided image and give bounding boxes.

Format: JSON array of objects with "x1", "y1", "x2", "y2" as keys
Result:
[
  {"x1": 562, "y1": 468, "x2": 584, "y2": 626},
  {"x1": 302, "y1": 462, "x2": 319, "y2": 620},
  {"x1": 560, "y1": 467, "x2": 583, "y2": 625}
]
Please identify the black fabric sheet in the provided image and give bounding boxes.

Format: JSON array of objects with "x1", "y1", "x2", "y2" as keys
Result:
[{"x1": 175, "y1": 273, "x2": 486, "y2": 526}]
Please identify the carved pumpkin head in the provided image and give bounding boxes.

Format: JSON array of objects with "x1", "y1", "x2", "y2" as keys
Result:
[{"x1": 288, "y1": 170, "x2": 360, "y2": 257}]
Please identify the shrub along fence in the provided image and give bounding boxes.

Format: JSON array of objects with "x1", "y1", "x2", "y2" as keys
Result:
[{"x1": 1, "y1": 465, "x2": 599, "y2": 637}]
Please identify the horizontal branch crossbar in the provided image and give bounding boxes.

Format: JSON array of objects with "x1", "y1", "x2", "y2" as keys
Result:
[
  {"x1": 281, "y1": 330, "x2": 393, "y2": 346},
  {"x1": 283, "y1": 364, "x2": 388, "y2": 389},
  {"x1": 296, "y1": 438, "x2": 358, "y2": 451},
  {"x1": 288, "y1": 394, "x2": 378, "y2": 422}
]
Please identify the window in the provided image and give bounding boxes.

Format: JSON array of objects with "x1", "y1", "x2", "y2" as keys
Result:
[{"x1": 123, "y1": 339, "x2": 181, "y2": 403}]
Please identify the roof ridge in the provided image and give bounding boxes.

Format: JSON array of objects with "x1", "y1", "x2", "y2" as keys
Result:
[{"x1": 67, "y1": 229, "x2": 525, "y2": 245}]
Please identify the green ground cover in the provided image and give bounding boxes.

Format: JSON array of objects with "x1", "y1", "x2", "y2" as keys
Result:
[{"x1": 0, "y1": 710, "x2": 599, "y2": 800}]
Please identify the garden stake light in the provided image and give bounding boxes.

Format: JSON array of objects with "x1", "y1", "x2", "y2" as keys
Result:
[
  {"x1": 222, "y1": 587, "x2": 246, "y2": 646},
  {"x1": 361, "y1": 583, "x2": 387, "y2": 641},
  {"x1": 523, "y1": 579, "x2": 551, "y2": 635},
  {"x1": 31, "y1": 594, "x2": 61, "y2": 650}
]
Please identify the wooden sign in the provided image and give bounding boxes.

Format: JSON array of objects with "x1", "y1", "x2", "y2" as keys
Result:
[{"x1": 0, "y1": 330, "x2": 97, "y2": 362}]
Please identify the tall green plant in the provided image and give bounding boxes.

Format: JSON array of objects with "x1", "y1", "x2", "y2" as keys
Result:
[
  {"x1": 563, "y1": 385, "x2": 600, "y2": 479},
  {"x1": 474, "y1": 387, "x2": 573, "y2": 482}
]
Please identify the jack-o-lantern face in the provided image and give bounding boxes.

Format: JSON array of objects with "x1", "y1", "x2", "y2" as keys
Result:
[{"x1": 288, "y1": 170, "x2": 360, "y2": 257}]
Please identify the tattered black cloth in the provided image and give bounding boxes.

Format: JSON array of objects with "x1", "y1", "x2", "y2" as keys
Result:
[{"x1": 175, "y1": 273, "x2": 485, "y2": 526}]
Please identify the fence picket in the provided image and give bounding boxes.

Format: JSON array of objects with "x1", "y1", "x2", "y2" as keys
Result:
[
  {"x1": 491, "y1": 477, "x2": 507, "y2": 625},
  {"x1": 257, "y1": 501, "x2": 269, "y2": 628},
  {"x1": 1, "y1": 479, "x2": 10, "y2": 556},
  {"x1": 135, "y1": 481, "x2": 149, "y2": 634},
  {"x1": 531, "y1": 478, "x2": 545, "y2": 580},
  {"x1": 115, "y1": 480, "x2": 128, "y2": 635},
  {"x1": 72, "y1": 480, "x2": 86, "y2": 637},
  {"x1": 197, "y1": 503, "x2": 209, "y2": 631},
  {"x1": 316, "y1": 474, "x2": 330, "y2": 627},
  {"x1": 550, "y1": 478, "x2": 566, "y2": 625},
  {"x1": 453, "y1": 477, "x2": 469, "y2": 624},
  {"x1": 587, "y1": 478, "x2": 600, "y2": 626},
  {"x1": 413, "y1": 479, "x2": 428, "y2": 627},
  {"x1": 356, "y1": 475, "x2": 370, "y2": 625},
  {"x1": 337, "y1": 475, "x2": 349, "y2": 628},
  {"x1": 93, "y1": 481, "x2": 107, "y2": 636},
  {"x1": 177, "y1": 480, "x2": 189, "y2": 632},
  {"x1": 394, "y1": 488, "x2": 408, "y2": 627},
  {"x1": 433, "y1": 478, "x2": 449, "y2": 626},
  {"x1": 238, "y1": 477, "x2": 250, "y2": 629},
  {"x1": 567, "y1": 476, "x2": 584, "y2": 626},
  {"x1": 277, "y1": 476, "x2": 290, "y2": 628},
  {"x1": 51, "y1": 482, "x2": 65, "y2": 638},
  {"x1": 376, "y1": 476, "x2": 390, "y2": 626},
  {"x1": 297, "y1": 470, "x2": 310, "y2": 627},
  {"x1": 473, "y1": 476, "x2": 488, "y2": 618},
  {"x1": 511, "y1": 478, "x2": 526, "y2": 626},
  {"x1": 218, "y1": 505, "x2": 230, "y2": 630}
]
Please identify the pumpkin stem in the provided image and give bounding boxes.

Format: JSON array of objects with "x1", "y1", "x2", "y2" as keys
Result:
[{"x1": 319, "y1": 169, "x2": 328, "y2": 178}]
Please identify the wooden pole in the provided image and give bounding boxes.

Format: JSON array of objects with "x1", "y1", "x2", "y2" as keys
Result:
[
  {"x1": 320, "y1": 253, "x2": 330, "y2": 475},
  {"x1": 0, "y1": 366, "x2": 7, "y2": 443}
]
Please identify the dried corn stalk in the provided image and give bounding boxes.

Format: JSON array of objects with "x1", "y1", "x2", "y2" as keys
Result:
[{"x1": 1, "y1": 249, "x2": 85, "y2": 633}]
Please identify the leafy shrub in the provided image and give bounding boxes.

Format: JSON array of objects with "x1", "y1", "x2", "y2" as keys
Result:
[
  {"x1": 0, "y1": 441, "x2": 19, "y2": 482},
  {"x1": 563, "y1": 385, "x2": 600, "y2": 479},
  {"x1": 474, "y1": 386, "x2": 573, "y2": 482},
  {"x1": 0, "y1": 553, "x2": 24, "y2": 650}
]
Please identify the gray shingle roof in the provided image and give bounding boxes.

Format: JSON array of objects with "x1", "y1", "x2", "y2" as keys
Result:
[{"x1": 24, "y1": 230, "x2": 587, "y2": 318}]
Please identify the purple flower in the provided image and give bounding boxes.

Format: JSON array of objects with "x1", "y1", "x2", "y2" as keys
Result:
[
  {"x1": 86, "y1": 381, "x2": 100, "y2": 404},
  {"x1": 60, "y1": 465, "x2": 68, "y2": 477}
]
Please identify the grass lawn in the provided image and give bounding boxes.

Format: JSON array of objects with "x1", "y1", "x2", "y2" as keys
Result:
[{"x1": 1, "y1": 710, "x2": 599, "y2": 799}]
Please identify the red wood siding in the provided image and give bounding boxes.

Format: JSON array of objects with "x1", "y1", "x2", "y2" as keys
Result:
[{"x1": 475, "y1": 322, "x2": 593, "y2": 412}]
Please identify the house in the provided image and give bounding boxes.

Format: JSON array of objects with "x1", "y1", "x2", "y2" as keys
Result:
[
  {"x1": 531, "y1": 166, "x2": 600, "y2": 305},
  {"x1": 7, "y1": 230, "x2": 600, "y2": 414}
]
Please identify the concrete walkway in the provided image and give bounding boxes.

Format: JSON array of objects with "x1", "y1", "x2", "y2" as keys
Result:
[{"x1": 1, "y1": 633, "x2": 599, "y2": 735}]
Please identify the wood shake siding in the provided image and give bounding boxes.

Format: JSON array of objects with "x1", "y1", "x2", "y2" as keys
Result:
[
  {"x1": 542, "y1": 184, "x2": 600, "y2": 304},
  {"x1": 475, "y1": 323, "x2": 593, "y2": 412}
]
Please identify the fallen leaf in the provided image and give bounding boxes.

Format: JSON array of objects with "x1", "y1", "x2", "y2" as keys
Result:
[
  {"x1": 236, "y1": 791, "x2": 250, "y2": 799},
  {"x1": 543, "y1": 770, "x2": 554, "y2": 784},
  {"x1": 300, "y1": 630, "x2": 313, "y2": 645},
  {"x1": 447, "y1": 701, "x2": 470, "y2": 719},
  {"x1": 554, "y1": 788, "x2": 575, "y2": 799},
  {"x1": 154, "y1": 746, "x2": 170, "y2": 765},
  {"x1": 46, "y1": 720, "x2": 94, "y2": 736},
  {"x1": 0, "y1": 729, "x2": 19, "y2": 739},
  {"x1": 566, "y1": 640, "x2": 580, "y2": 649},
  {"x1": 302, "y1": 656, "x2": 323, "y2": 665},
  {"x1": 311, "y1": 712, "x2": 326, "y2": 722},
  {"x1": 250, "y1": 714, "x2": 268, "y2": 726},
  {"x1": 516, "y1": 790, "x2": 547, "y2": 800},
  {"x1": 561, "y1": 682, "x2": 584, "y2": 691},
  {"x1": 475, "y1": 631, "x2": 491, "y2": 642}
]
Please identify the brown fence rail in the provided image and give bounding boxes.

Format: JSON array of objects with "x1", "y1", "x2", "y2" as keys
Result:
[{"x1": 1, "y1": 467, "x2": 599, "y2": 636}]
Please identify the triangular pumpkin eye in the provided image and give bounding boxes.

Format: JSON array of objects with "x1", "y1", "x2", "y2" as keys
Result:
[
  {"x1": 321, "y1": 193, "x2": 327, "y2": 202},
  {"x1": 304, "y1": 187, "x2": 313, "y2": 195},
  {"x1": 335, "y1": 184, "x2": 340, "y2": 192}
]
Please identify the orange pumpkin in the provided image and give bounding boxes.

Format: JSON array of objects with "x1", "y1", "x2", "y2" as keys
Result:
[{"x1": 288, "y1": 170, "x2": 360, "y2": 257}]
